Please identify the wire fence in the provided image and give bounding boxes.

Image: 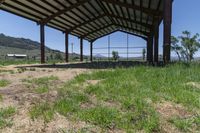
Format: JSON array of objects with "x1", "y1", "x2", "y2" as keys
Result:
[
  {"x1": 92, "y1": 34, "x2": 147, "y2": 61},
  {"x1": 93, "y1": 46, "x2": 147, "y2": 61}
]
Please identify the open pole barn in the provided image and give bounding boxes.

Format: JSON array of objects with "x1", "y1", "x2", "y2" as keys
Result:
[{"x1": 0, "y1": 0, "x2": 173, "y2": 64}]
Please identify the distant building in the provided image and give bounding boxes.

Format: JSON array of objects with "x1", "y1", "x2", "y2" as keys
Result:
[{"x1": 7, "y1": 54, "x2": 27, "y2": 59}]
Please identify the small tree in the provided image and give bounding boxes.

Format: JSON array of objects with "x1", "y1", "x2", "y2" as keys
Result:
[
  {"x1": 171, "y1": 36, "x2": 182, "y2": 61},
  {"x1": 142, "y1": 48, "x2": 146, "y2": 60},
  {"x1": 171, "y1": 31, "x2": 200, "y2": 62},
  {"x1": 50, "y1": 54, "x2": 53, "y2": 60},
  {"x1": 112, "y1": 51, "x2": 119, "y2": 61},
  {"x1": 179, "y1": 31, "x2": 200, "y2": 62},
  {"x1": 54, "y1": 53, "x2": 63, "y2": 61}
]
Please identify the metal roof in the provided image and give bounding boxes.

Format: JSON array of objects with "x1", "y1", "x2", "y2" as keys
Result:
[{"x1": 0, "y1": 0, "x2": 164, "y2": 41}]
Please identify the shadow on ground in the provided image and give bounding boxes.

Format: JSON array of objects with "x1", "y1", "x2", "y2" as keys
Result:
[{"x1": 16, "y1": 61, "x2": 149, "y2": 69}]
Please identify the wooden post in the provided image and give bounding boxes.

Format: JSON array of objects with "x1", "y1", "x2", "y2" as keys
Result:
[
  {"x1": 80, "y1": 38, "x2": 83, "y2": 62},
  {"x1": 154, "y1": 20, "x2": 159, "y2": 64},
  {"x1": 65, "y1": 33, "x2": 69, "y2": 62},
  {"x1": 40, "y1": 24, "x2": 45, "y2": 64},
  {"x1": 163, "y1": 0, "x2": 172, "y2": 63},
  {"x1": 90, "y1": 41, "x2": 93, "y2": 62}
]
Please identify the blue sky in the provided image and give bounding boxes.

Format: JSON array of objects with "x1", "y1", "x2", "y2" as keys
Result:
[{"x1": 0, "y1": 0, "x2": 200, "y2": 57}]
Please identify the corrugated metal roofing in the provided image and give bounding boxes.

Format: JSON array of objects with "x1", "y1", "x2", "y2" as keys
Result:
[{"x1": 0, "y1": 0, "x2": 164, "y2": 41}]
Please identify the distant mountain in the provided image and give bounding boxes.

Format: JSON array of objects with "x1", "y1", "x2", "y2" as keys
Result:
[
  {"x1": 0, "y1": 33, "x2": 67, "y2": 59},
  {"x1": 0, "y1": 33, "x2": 91, "y2": 61},
  {"x1": 0, "y1": 33, "x2": 43, "y2": 50},
  {"x1": 94, "y1": 54, "x2": 106, "y2": 58}
]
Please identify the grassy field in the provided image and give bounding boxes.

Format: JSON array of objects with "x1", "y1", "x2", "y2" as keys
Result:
[
  {"x1": 0, "y1": 59, "x2": 66, "y2": 66},
  {"x1": 26, "y1": 63, "x2": 200, "y2": 132}
]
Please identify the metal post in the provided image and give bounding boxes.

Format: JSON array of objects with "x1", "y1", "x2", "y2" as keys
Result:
[
  {"x1": 147, "y1": 35, "x2": 153, "y2": 64},
  {"x1": 108, "y1": 35, "x2": 111, "y2": 61},
  {"x1": 147, "y1": 38, "x2": 150, "y2": 62},
  {"x1": 163, "y1": 0, "x2": 172, "y2": 64},
  {"x1": 90, "y1": 41, "x2": 93, "y2": 62},
  {"x1": 154, "y1": 20, "x2": 159, "y2": 64},
  {"x1": 127, "y1": 33, "x2": 129, "y2": 61},
  {"x1": 40, "y1": 24, "x2": 45, "y2": 64},
  {"x1": 71, "y1": 43, "x2": 74, "y2": 58},
  {"x1": 80, "y1": 38, "x2": 83, "y2": 62},
  {"x1": 65, "y1": 32, "x2": 69, "y2": 62}
]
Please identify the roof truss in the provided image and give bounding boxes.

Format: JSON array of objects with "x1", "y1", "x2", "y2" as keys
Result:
[{"x1": 0, "y1": 0, "x2": 164, "y2": 41}]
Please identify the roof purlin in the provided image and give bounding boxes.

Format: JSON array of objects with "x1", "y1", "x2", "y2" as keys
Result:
[
  {"x1": 101, "y1": 0, "x2": 162, "y2": 16},
  {"x1": 40, "y1": 0, "x2": 91, "y2": 24}
]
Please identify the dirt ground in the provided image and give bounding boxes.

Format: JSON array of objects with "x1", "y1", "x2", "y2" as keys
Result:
[{"x1": 0, "y1": 64, "x2": 93, "y2": 133}]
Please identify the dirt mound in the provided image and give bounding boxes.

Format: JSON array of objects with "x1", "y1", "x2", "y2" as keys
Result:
[{"x1": 156, "y1": 101, "x2": 192, "y2": 119}]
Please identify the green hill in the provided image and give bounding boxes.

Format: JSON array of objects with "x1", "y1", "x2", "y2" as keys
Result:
[{"x1": 0, "y1": 33, "x2": 81, "y2": 61}]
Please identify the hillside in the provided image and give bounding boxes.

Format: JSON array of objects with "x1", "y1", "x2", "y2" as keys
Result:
[
  {"x1": 0, "y1": 33, "x2": 68, "y2": 60},
  {"x1": 0, "y1": 33, "x2": 91, "y2": 61}
]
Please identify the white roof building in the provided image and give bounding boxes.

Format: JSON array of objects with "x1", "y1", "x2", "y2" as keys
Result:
[{"x1": 7, "y1": 54, "x2": 27, "y2": 57}]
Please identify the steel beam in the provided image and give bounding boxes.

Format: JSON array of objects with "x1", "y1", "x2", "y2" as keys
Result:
[
  {"x1": 65, "y1": 33, "x2": 69, "y2": 62},
  {"x1": 118, "y1": 30, "x2": 147, "y2": 40},
  {"x1": 163, "y1": 0, "x2": 172, "y2": 63},
  {"x1": 40, "y1": 24, "x2": 45, "y2": 64},
  {"x1": 0, "y1": 0, "x2": 5, "y2": 4}
]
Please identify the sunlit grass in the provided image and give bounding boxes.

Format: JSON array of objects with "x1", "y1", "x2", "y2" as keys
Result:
[
  {"x1": 0, "y1": 80, "x2": 10, "y2": 87},
  {"x1": 169, "y1": 115, "x2": 200, "y2": 132},
  {"x1": 0, "y1": 107, "x2": 16, "y2": 129},
  {"x1": 0, "y1": 94, "x2": 2, "y2": 102},
  {"x1": 29, "y1": 103, "x2": 54, "y2": 123},
  {"x1": 29, "y1": 63, "x2": 200, "y2": 132},
  {"x1": 24, "y1": 76, "x2": 59, "y2": 94}
]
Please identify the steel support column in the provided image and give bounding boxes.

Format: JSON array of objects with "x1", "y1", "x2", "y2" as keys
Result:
[
  {"x1": 163, "y1": 0, "x2": 172, "y2": 63},
  {"x1": 90, "y1": 41, "x2": 93, "y2": 62},
  {"x1": 154, "y1": 22, "x2": 159, "y2": 64},
  {"x1": 65, "y1": 33, "x2": 69, "y2": 62},
  {"x1": 108, "y1": 35, "x2": 110, "y2": 61},
  {"x1": 40, "y1": 24, "x2": 45, "y2": 64},
  {"x1": 147, "y1": 35, "x2": 153, "y2": 64},
  {"x1": 80, "y1": 38, "x2": 83, "y2": 62}
]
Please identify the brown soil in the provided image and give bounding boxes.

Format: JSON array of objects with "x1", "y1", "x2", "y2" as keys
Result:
[
  {"x1": 156, "y1": 101, "x2": 192, "y2": 119},
  {"x1": 155, "y1": 101, "x2": 193, "y2": 133}
]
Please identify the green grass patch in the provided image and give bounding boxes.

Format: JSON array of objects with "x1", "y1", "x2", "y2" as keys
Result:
[
  {"x1": 169, "y1": 115, "x2": 200, "y2": 132},
  {"x1": 27, "y1": 76, "x2": 58, "y2": 85},
  {"x1": 0, "y1": 70, "x2": 14, "y2": 74},
  {"x1": 54, "y1": 92, "x2": 89, "y2": 115},
  {"x1": 29, "y1": 103, "x2": 54, "y2": 123},
  {"x1": 78, "y1": 106, "x2": 119, "y2": 128},
  {"x1": 0, "y1": 80, "x2": 10, "y2": 87},
  {"x1": 24, "y1": 76, "x2": 59, "y2": 94},
  {"x1": 0, "y1": 94, "x2": 3, "y2": 101},
  {"x1": 29, "y1": 63, "x2": 200, "y2": 132},
  {"x1": 0, "y1": 107, "x2": 16, "y2": 129},
  {"x1": 34, "y1": 85, "x2": 49, "y2": 94},
  {"x1": 29, "y1": 92, "x2": 89, "y2": 122},
  {"x1": 0, "y1": 60, "x2": 39, "y2": 66}
]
